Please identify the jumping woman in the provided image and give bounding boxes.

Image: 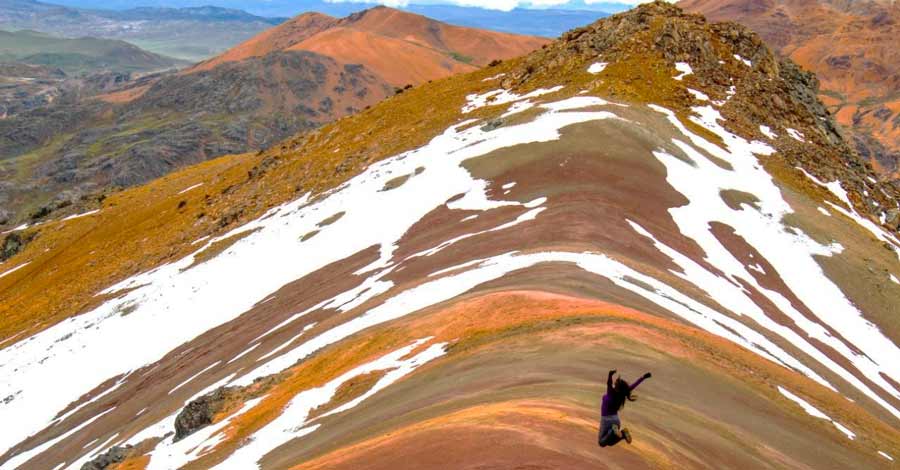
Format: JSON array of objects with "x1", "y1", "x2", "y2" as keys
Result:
[{"x1": 598, "y1": 369, "x2": 651, "y2": 447}]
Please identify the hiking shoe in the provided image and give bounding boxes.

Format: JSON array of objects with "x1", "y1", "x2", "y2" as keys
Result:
[{"x1": 622, "y1": 428, "x2": 633, "y2": 444}]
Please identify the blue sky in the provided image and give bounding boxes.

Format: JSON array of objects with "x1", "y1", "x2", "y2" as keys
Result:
[
  {"x1": 43, "y1": 0, "x2": 640, "y2": 17},
  {"x1": 324, "y1": 0, "x2": 644, "y2": 10}
]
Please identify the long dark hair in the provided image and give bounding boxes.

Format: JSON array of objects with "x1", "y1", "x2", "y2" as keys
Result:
[{"x1": 610, "y1": 377, "x2": 637, "y2": 412}]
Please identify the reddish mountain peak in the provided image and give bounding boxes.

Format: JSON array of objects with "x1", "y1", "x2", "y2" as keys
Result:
[
  {"x1": 190, "y1": 6, "x2": 549, "y2": 85},
  {"x1": 337, "y1": 6, "x2": 549, "y2": 67},
  {"x1": 341, "y1": 5, "x2": 435, "y2": 33},
  {"x1": 190, "y1": 11, "x2": 338, "y2": 72},
  {"x1": 285, "y1": 26, "x2": 477, "y2": 85}
]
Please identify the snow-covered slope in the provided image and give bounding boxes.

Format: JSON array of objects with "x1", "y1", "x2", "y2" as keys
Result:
[{"x1": 1, "y1": 2, "x2": 898, "y2": 469}]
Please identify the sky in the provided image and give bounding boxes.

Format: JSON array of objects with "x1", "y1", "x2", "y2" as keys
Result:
[
  {"x1": 43, "y1": 0, "x2": 650, "y2": 15},
  {"x1": 324, "y1": 0, "x2": 647, "y2": 11}
]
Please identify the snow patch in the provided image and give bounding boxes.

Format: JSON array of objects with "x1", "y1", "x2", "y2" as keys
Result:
[
  {"x1": 798, "y1": 168, "x2": 900, "y2": 255},
  {"x1": 462, "y1": 86, "x2": 563, "y2": 113},
  {"x1": 225, "y1": 343, "x2": 260, "y2": 365},
  {"x1": 177, "y1": 183, "x2": 204, "y2": 195},
  {"x1": 541, "y1": 96, "x2": 612, "y2": 112},
  {"x1": 168, "y1": 361, "x2": 222, "y2": 395},
  {"x1": 759, "y1": 125, "x2": 777, "y2": 139},
  {"x1": 673, "y1": 62, "x2": 693, "y2": 80},
  {"x1": 734, "y1": 54, "x2": 752, "y2": 67},
  {"x1": 786, "y1": 128, "x2": 805, "y2": 142},
  {"x1": 0, "y1": 262, "x2": 29, "y2": 279},
  {"x1": 523, "y1": 196, "x2": 547, "y2": 208},
  {"x1": 406, "y1": 207, "x2": 546, "y2": 260},
  {"x1": 879, "y1": 451, "x2": 894, "y2": 461},
  {"x1": 587, "y1": 62, "x2": 608, "y2": 74},
  {"x1": 687, "y1": 89, "x2": 709, "y2": 101},
  {"x1": 824, "y1": 201, "x2": 900, "y2": 257},
  {"x1": 0, "y1": 223, "x2": 29, "y2": 235},
  {"x1": 778, "y1": 387, "x2": 855, "y2": 439},
  {"x1": 82, "y1": 437, "x2": 98, "y2": 450},
  {"x1": 501, "y1": 100, "x2": 535, "y2": 117},
  {"x1": 62, "y1": 210, "x2": 100, "y2": 222},
  {"x1": 256, "y1": 322, "x2": 317, "y2": 363}
]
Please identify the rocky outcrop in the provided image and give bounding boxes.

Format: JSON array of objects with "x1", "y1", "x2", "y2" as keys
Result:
[
  {"x1": 79, "y1": 445, "x2": 133, "y2": 470},
  {"x1": 1, "y1": 231, "x2": 35, "y2": 262},
  {"x1": 174, "y1": 386, "x2": 241, "y2": 441},
  {"x1": 173, "y1": 373, "x2": 283, "y2": 441}
]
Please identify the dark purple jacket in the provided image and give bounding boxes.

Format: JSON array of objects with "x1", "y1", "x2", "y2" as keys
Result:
[{"x1": 601, "y1": 371, "x2": 646, "y2": 416}]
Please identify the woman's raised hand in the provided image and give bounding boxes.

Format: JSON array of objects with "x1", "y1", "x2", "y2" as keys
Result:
[{"x1": 643, "y1": 372, "x2": 652, "y2": 379}]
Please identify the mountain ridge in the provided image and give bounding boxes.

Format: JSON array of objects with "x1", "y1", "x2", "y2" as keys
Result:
[{"x1": 1, "y1": 2, "x2": 899, "y2": 469}]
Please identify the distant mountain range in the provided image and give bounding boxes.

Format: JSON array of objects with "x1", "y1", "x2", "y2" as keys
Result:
[
  {"x1": 0, "y1": 0, "x2": 286, "y2": 61},
  {"x1": 39, "y1": 0, "x2": 632, "y2": 16},
  {"x1": 0, "y1": 0, "x2": 618, "y2": 56},
  {"x1": 400, "y1": 4, "x2": 610, "y2": 37},
  {"x1": 0, "y1": 29, "x2": 186, "y2": 75}
]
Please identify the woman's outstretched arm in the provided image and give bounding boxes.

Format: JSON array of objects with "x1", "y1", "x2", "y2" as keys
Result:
[{"x1": 630, "y1": 372, "x2": 652, "y2": 391}]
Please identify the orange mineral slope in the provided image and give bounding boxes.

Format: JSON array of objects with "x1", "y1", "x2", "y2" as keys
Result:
[
  {"x1": 192, "y1": 6, "x2": 550, "y2": 85},
  {"x1": 191, "y1": 12, "x2": 339, "y2": 72},
  {"x1": 283, "y1": 291, "x2": 898, "y2": 470},
  {"x1": 335, "y1": 5, "x2": 551, "y2": 68},
  {"x1": 286, "y1": 27, "x2": 474, "y2": 86}
]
